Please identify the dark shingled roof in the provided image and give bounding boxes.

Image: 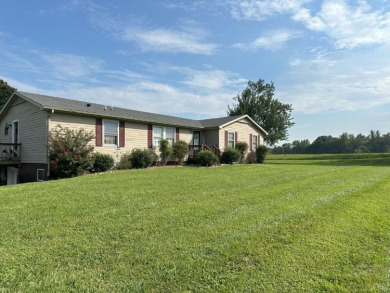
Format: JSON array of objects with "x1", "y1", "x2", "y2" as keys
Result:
[
  {"x1": 17, "y1": 91, "x2": 206, "y2": 128},
  {"x1": 13, "y1": 91, "x2": 266, "y2": 133},
  {"x1": 199, "y1": 116, "x2": 242, "y2": 128}
]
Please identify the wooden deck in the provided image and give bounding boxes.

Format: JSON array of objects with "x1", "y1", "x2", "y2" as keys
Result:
[{"x1": 0, "y1": 143, "x2": 21, "y2": 163}]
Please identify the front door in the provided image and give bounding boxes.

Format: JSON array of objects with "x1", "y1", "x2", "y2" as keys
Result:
[{"x1": 191, "y1": 131, "x2": 200, "y2": 157}]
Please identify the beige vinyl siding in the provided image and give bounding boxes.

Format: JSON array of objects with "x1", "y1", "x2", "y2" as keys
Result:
[
  {"x1": 49, "y1": 113, "x2": 150, "y2": 163},
  {"x1": 125, "y1": 122, "x2": 148, "y2": 150},
  {"x1": 219, "y1": 118, "x2": 265, "y2": 150},
  {"x1": 0, "y1": 97, "x2": 48, "y2": 163},
  {"x1": 49, "y1": 113, "x2": 95, "y2": 145},
  {"x1": 178, "y1": 128, "x2": 193, "y2": 144}
]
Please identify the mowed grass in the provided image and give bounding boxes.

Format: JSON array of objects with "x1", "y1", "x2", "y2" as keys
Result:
[{"x1": 0, "y1": 154, "x2": 389, "y2": 292}]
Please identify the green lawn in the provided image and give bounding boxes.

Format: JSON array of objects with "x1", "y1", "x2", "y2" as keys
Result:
[{"x1": 1, "y1": 154, "x2": 389, "y2": 292}]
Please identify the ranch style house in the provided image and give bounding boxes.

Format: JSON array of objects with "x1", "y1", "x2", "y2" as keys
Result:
[{"x1": 0, "y1": 91, "x2": 267, "y2": 185}]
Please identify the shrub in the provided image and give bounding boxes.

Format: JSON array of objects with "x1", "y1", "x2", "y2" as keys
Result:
[
  {"x1": 93, "y1": 152, "x2": 114, "y2": 172},
  {"x1": 117, "y1": 153, "x2": 132, "y2": 170},
  {"x1": 235, "y1": 141, "x2": 248, "y2": 163},
  {"x1": 129, "y1": 148, "x2": 155, "y2": 169},
  {"x1": 256, "y1": 145, "x2": 269, "y2": 164},
  {"x1": 48, "y1": 125, "x2": 95, "y2": 179},
  {"x1": 159, "y1": 139, "x2": 173, "y2": 165},
  {"x1": 196, "y1": 150, "x2": 219, "y2": 167},
  {"x1": 173, "y1": 140, "x2": 189, "y2": 165},
  {"x1": 220, "y1": 147, "x2": 241, "y2": 164},
  {"x1": 246, "y1": 151, "x2": 257, "y2": 164}
]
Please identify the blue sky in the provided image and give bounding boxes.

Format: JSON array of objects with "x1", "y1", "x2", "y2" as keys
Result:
[{"x1": 1, "y1": 0, "x2": 389, "y2": 144}]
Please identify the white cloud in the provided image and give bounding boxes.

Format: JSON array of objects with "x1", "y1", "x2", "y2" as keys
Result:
[
  {"x1": 181, "y1": 68, "x2": 244, "y2": 90},
  {"x1": 88, "y1": 6, "x2": 217, "y2": 55},
  {"x1": 293, "y1": 0, "x2": 390, "y2": 49},
  {"x1": 278, "y1": 44, "x2": 390, "y2": 113},
  {"x1": 229, "y1": 0, "x2": 390, "y2": 49},
  {"x1": 229, "y1": 0, "x2": 311, "y2": 20},
  {"x1": 234, "y1": 29, "x2": 302, "y2": 51},
  {"x1": 41, "y1": 53, "x2": 104, "y2": 79},
  {"x1": 0, "y1": 75, "x2": 41, "y2": 93},
  {"x1": 121, "y1": 27, "x2": 217, "y2": 55}
]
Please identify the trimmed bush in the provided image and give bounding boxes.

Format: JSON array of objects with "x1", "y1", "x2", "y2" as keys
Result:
[
  {"x1": 159, "y1": 139, "x2": 173, "y2": 165},
  {"x1": 117, "y1": 153, "x2": 132, "y2": 170},
  {"x1": 48, "y1": 125, "x2": 95, "y2": 179},
  {"x1": 196, "y1": 150, "x2": 219, "y2": 167},
  {"x1": 173, "y1": 140, "x2": 189, "y2": 165},
  {"x1": 93, "y1": 152, "x2": 114, "y2": 172},
  {"x1": 256, "y1": 145, "x2": 268, "y2": 164},
  {"x1": 221, "y1": 147, "x2": 241, "y2": 164},
  {"x1": 235, "y1": 141, "x2": 248, "y2": 163},
  {"x1": 130, "y1": 148, "x2": 155, "y2": 169},
  {"x1": 246, "y1": 151, "x2": 257, "y2": 164}
]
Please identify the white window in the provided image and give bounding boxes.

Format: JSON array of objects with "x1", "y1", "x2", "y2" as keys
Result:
[
  {"x1": 252, "y1": 135, "x2": 258, "y2": 150},
  {"x1": 153, "y1": 126, "x2": 163, "y2": 147},
  {"x1": 153, "y1": 126, "x2": 175, "y2": 148},
  {"x1": 37, "y1": 169, "x2": 45, "y2": 182},
  {"x1": 103, "y1": 120, "x2": 119, "y2": 146},
  {"x1": 165, "y1": 127, "x2": 175, "y2": 145},
  {"x1": 228, "y1": 132, "x2": 235, "y2": 148}
]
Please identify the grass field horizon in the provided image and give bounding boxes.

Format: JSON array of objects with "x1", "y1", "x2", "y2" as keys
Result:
[{"x1": 1, "y1": 154, "x2": 389, "y2": 292}]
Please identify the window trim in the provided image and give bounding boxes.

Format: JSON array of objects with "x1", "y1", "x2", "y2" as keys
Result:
[
  {"x1": 37, "y1": 169, "x2": 45, "y2": 182},
  {"x1": 252, "y1": 134, "x2": 258, "y2": 150},
  {"x1": 12, "y1": 120, "x2": 19, "y2": 144},
  {"x1": 103, "y1": 119, "x2": 119, "y2": 147},
  {"x1": 228, "y1": 132, "x2": 235, "y2": 148}
]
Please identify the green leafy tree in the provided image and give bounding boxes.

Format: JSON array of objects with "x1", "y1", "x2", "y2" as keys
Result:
[
  {"x1": 173, "y1": 140, "x2": 189, "y2": 165},
  {"x1": 0, "y1": 79, "x2": 16, "y2": 110},
  {"x1": 227, "y1": 79, "x2": 294, "y2": 145},
  {"x1": 49, "y1": 125, "x2": 95, "y2": 179}
]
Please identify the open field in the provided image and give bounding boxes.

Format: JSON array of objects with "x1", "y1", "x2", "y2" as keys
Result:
[{"x1": 0, "y1": 154, "x2": 389, "y2": 292}]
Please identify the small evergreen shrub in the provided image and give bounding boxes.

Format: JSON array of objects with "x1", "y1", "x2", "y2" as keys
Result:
[
  {"x1": 173, "y1": 140, "x2": 189, "y2": 165},
  {"x1": 235, "y1": 141, "x2": 248, "y2": 163},
  {"x1": 93, "y1": 152, "x2": 114, "y2": 172},
  {"x1": 159, "y1": 139, "x2": 173, "y2": 165},
  {"x1": 196, "y1": 150, "x2": 219, "y2": 166},
  {"x1": 117, "y1": 153, "x2": 132, "y2": 170},
  {"x1": 220, "y1": 147, "x2": 241, "y2": 164},
  {"x1": 246, "y1": 151, "x2": 257, "y2": 164},
  {"x1": 130, "y1": 148, "x2": 155, "y2": 169},
  {"x1": 256, "y1": 145, "x2": 268, "y2": 164}
]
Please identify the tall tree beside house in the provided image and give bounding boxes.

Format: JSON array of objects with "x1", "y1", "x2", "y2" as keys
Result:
[
  {"x1": 227, "y1": 79, "x2": 295, "y2": 146},
  {"x1": 0, "y1": 79, "x2": 16, "y2": 110}
]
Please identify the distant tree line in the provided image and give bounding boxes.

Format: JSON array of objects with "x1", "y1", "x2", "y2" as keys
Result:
[{"x1": 272, "y1": 130, "x2": 390, "y2": 154}]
